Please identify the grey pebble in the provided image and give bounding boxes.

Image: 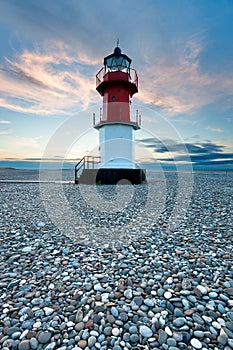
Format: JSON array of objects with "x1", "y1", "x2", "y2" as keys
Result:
[
  {"x1": 129, "y1": 325, "x2": 138, "y2": 334},
  {"x1": 173, "y1": 317, "x2": 186, "y2": 327},
  {"x1": 18, "y1": 340, "x2": 30, "y2": 350},
  {"x1": 130, "y1": 333, "x2": 139, "y2": 343},
  {"x1": 30, "y1": 338, "x2": 38, "y2": 350},
  {"x1": 139, "y1": 325, "x2": 153, "y2": 338},
  {"x1": 88, "y1": 336, "x2": 97, "y2": 347},
  {"x1": 38, "y1": 331, "x2": 52, "y2": 344}
]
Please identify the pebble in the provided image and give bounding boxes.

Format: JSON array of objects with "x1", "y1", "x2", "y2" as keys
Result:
[
  {"x1": 165, "y1": 326, "x2": 173, "y2": 336},
  {"x1": 88, "y1": 336, "x2": 96, "y2": 347},
  {"x1": 124, "y1": 289, "x2": 133, "y2": 299},
  {"x1": 197, "y1": 285, "x2": 208, "y2": 294},
  {"x1": 158, "y1": 329, "x2": 168, "y2": 344},
  {"x1": 22, "y1": 246, "x2": 32, "y2": 253},
  {"x1": 194, "y1": 331, "x2": 204, "y2": 338},
  {"x1": 164, "y1": 291, "x2": 172, "y2": 299},
  {"x1": 44, "y1": 343, "x2": 56, "y2": 350},
  {"x1": 191, "y1": 338, "x2": 203, "y2": 349},
  {"x1": 224, "y1": 288, "x2": 233, "y2": 296},
  {"x1": 218, "y1": 328, "x2": 228, "y2": 345},
  {"x1": 209, "y1": 292, "x2": 218, "y2": 298},
  {"x1": 104, "y1": 326, "x2": 112, "y2": 336},
  {"x1": 18, "y1": 340, "x2": 30, "y2": 350},
  {"x1": 173, "y1": 317, "x2": 186, "y2": 327},
  {"x1": 0, "y1": 172, "x2": 232, "y2": 350},
  {"x1": 30, "y1": 338, "x2": 38, "y2": 350},
  {"x1": 38, "y1": 331, "x2": 52, "y2": 344},
  {"x1": 139, "y1": 325, "x2": 153, "y2": 338},
  {"x1": 7, "y1": 327, "x2": 21, "y2": 335},
  {"x1": 144, "y1": 298, "x2": 154, "y2": 307},
  {"x1": 78, "y1": 340, "x2": 87, "y2": 348},
  {"x1": 111, "y1": 306, "x2": 119, "y2": 317},
  {"x1": 112, "y1": 328, "x2": 120, "y2": 336},
  {"x1": 44, "y1": 307, "x2": 54, "y2": 316},
  {"x1": 212, "y1": 321, "x2": 221, "y2": 329},
  {"x1": 129, "y1": 325, "x2": 137, "y2": 334},
  {"x1": 133, "y1": 296, "x2": 143, "y2": 306}
]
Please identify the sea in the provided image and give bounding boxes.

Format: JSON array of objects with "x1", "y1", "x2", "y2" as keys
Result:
[{"x1": 0, "y1": 168, "x2": 231, "y2": 183}]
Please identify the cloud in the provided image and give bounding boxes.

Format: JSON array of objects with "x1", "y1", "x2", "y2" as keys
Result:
[
  {"x1": 137, "y1": 36, "x2": 233, "y2": 115},
  {"x1": 0, "y1": 1, "x2": 210, "y2": 117},
  {"x1": 0, "y1": 1, "x2": 232, "y2": 118},
  {"x1": 0, "y1": 120, "x2": 11, "y2": 124},
  {"x1": 0, "y1": 0, "x2": 161, "y2": 54},
  {"x1": 0, "y1": 121, "x2": 12, "y2": 135},
  {"x1": 140, "y1": 137, "x2": 233, "y2": 168},
  {"x1": 0, "y1": 42, "x2": 99, "y2": 116},
  {"x1": 140, "y1": 138, "x2": 224, "y2": 154},
  {"x1": 0, "y1": 135, "x2": 42, "y2": 159},
  {"x1": 12, "y1": 136, "x2": 42, "y2": 148},
  {"x1": 23, "y1": 157, "x2": 79, "y2": 161},
  {"x1": 193, "y1": 159, "x2": 233, "y2": 166},
  {"x1": 0, "y1": 130, "x2": 11, "y2": 135},
  {"x1": 206, "y1": 126, "x2": 224, "y2": 133}
]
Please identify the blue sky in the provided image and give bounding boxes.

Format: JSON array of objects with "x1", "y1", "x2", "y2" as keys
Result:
[{"x1": 0, "y1": 0, "x2": 232, "y2": 170}]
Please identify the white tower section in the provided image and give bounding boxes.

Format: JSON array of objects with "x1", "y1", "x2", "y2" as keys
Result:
[{"x1": 99, "y1": 123, "x2": 135, "y2": 169}]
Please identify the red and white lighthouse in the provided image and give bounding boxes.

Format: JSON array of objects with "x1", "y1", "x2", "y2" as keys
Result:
[{"x1": 75, "y1": 46, "x2": 146, "y2": 184}]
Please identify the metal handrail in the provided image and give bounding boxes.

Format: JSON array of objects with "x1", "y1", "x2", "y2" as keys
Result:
[
  {"x1": 75, "y1": 156, "x2": 85, "y2": 179},
  {"x1": 93, "y1": 108, "x2": 141, "y2": 127},
  {"x1": 75, "y1": 156, "x2": 101, "y2": 181},
  {"x1": 96, "y1": 67, "x2": 138, "y2": 89},
  {"x1": 84, "y1": 156, "x2": 101, "y2": 169}
]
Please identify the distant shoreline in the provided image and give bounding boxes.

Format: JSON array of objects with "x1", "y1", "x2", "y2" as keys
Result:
[
  {"x1": 0, "y1": 167, "x2": 232, "y2": 173},
  {"x1": 0, "y1": 167, "x2": 16, "y2": 171}
]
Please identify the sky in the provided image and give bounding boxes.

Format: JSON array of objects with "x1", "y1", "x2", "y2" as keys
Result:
[{"x1": 0, "y1": 0, "x2": 232, "y2": 170}]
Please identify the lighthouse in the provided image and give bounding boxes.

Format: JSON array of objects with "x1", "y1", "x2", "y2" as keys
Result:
[{"x1": 75, "y1": 46, "x2": 146, "y2": 185}]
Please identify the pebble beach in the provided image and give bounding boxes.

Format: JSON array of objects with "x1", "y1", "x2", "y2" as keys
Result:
[{"x1": 0, "y1": 170, "x2": 232, "y2": 350}]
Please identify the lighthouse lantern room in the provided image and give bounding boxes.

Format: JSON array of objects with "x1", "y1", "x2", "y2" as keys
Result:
[{"x1": 75, "y1": 46, "x2": 146, "y2": 185}]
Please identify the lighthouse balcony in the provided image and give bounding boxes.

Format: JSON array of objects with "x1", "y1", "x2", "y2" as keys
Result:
[
  {"x1": 96, "y1": 68, "x2": 138, "y2": 96},
  {"x1": 94, "y1": 120, "x2": 140, "y2": 130},
  {"x1": 93, "y1": 108, "x2": 141, "y2": 130}
]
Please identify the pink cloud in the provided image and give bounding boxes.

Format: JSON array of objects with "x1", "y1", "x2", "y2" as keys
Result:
[
  {"x1": 137, "y1": 37, "x2": 232, "y2": 115},
  {"x1": 0, "y1": 37, "x2": 232, "y2": 118},
  {"x1": 0, "y1": 42, "x2": 99, "y2": 116}
]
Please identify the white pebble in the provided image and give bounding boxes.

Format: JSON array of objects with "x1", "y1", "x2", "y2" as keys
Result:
[
  {"x1": 196, "y1": 285, "x2": 208, "y2": 295},
  {"x1": 166, "y1": 277, "x2": 173, "y2": 284},
  {"x1": 164, "y1": 291, "x2": 172, "y2": 299},
  {"x1": 191, "y1": 338, "x2": 202, "y2": 349},
  {"x1": 212, "y1": 321, "x2": 221, "y2": 330},
  {"x1": 165, "y1": 326, "x2": 173, "y2": 336},
  {"x1": 67, "y1": 321, "x2": 75, "y2": 328},
  {"x1": 112, "y1": 328, "x2": 120, "y2": 336},
  {"x1": 44, "y1": 307, "x2": 54, "y2": 316}
]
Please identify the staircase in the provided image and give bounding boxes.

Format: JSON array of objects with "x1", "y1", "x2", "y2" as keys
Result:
[
  {"x1": 75, "y1": 156, "x2": 100, "y2": 184},
  {"x1": 75, "y1": 156, "x2": 146, "y2": 185}
]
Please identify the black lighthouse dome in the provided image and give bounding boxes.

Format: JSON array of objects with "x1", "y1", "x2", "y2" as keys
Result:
[{"x1": 114, "y1": 46, "x2": 121, "y2": 55}]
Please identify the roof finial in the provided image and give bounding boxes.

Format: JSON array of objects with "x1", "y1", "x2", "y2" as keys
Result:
[{"x1": 114, "y1": 40, "x2": 121, "y2": 55}]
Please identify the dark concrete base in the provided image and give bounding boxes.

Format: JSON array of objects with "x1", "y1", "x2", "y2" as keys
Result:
[{"x1": 75, "y1": 168, "x2": 146, "y2": 185}]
